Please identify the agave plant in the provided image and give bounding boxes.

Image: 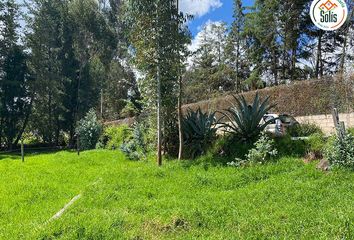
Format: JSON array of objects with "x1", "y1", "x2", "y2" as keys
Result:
[
  {"x1": 182, "y1": 108, "x2": 218, "y2": 159},
  {"x1": 219, "y1": 93, "x2": 275, "y2": 142}
]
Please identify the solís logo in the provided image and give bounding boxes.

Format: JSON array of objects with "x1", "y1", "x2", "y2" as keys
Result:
[{"x1": 310, "y1": 0, "x2": 348, "y2": 31}]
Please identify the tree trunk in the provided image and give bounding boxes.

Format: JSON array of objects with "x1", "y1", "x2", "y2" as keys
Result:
[
  {"x1": 235, "y1": 37, "x2": 240, "y2": 92},
  {"x1": 55, "y1": 114, "x2": 60, "y2": 146},
  {"x1": 176, "y1": 0, "x2": 183, "y2": 160},
  {"x1": 282, "y1": 32, "x2": 287, "y2": 82},
  {"x1": 315, "y1": 31, "x2": 323, "y2": 78},
  {"x1": 157, "y1": 64, "x2": 162, "y2": 166},
  {"x1": 271, "y1": 47, "x2": 278, "y2": 85},
  {"x1": 291, "y1": 47, "x2": 296, "y2": 81},
  {"x1": 178, "y1": 75, "x2": 183, "y2": 160},
  {"x1": 48, "y1": 91, "x2": 53, "y2": 143},
  {"x1": 100, "y1": 89, "x2": 104, "y2": 119}
]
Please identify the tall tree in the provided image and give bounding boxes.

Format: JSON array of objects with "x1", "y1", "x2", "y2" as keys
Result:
[
  {"x1": 128, "y1": 0, "x2": 190, "y2": 164},
  {"x1": 0, "y1": 0, "x2": 32, "y2": 149},
  {"x1": 226, "y1": 0, "x2": 249, "y2": 91},
  {"x1": 27, "y1": 0, "x2": 119, "y2": 146}
]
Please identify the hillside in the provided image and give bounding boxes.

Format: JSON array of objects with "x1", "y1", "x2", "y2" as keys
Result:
[{"x1": 183, "y1": 75, "x2": 354, "y2": 118}]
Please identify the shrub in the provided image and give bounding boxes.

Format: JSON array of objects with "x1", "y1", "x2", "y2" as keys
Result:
[
  {"x1": 76, "y1": 109, "x2": 103, "y2": 150},
  {"x1": 97, "y1": 125, "x2": 130, "y2": 150},
  {"x1": 228, "y1": 132, "x2": 278, "y2": 167},
  {"x1": 120, "y1": 123, "x2": 149, "y2": 161},
  {"x1": 274, "y1": 135, "x2": 307, "y2": 157},
  {"x1": 325, "y1": 132, "x2": 354, "y2": 169},
  {"x1": 182, "y1": 108, "x2": 218, "y2": 159},
  {"x1": 219, "y1": 93, "x2": 275, "y2": 143},
  {"x1": 22, "y1": 131, "x2": 42, "y2": 145},
  {"x1": 212, "y1": 134, "x2": 253, "y2": 160},
  {"x1": 305, "y1": 133, "x2": 326, "y2": 158},
  {"x1": 348, "y1": 127, "x2": 354, "y2": 136},
  {"x1": 287, "y1": 123, "x2": 323, "y2": 137}
]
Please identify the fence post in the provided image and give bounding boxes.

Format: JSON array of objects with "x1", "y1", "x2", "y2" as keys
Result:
[
  {"x1": 332, "y1": 108, "x2": 346, "y2": 140},
  {"x1": 21, "y1": 140, "x2": 24, "y2": 162},
  {"x1": 77, "y1": 134, "x2": 80, "y2": 156}
]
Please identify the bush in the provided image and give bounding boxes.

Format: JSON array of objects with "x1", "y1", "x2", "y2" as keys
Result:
[
  {"x1": 182, "y1": 108, "x2": 218, "y2": 159},
  {"x1": 228, "y1": 132, "x2": 278, "y2": 167},
  {"x1": 305, "y1": 133, "x2": 326, "y2": 158},
  {"x1": 274, "y1": 135, "x2": 307, "y2": 157},
  {"x1": 120, "y1": 123, "x2": 149, "y2": 161},
  {"x1": 348, "y1": 127, "x2": 354, "y2": 136},
  {"x1": 325, "y1": 132, "x2": 354, "y2": 169},
  {"x1": 97, "y1": 125, "x2": 130, "y2": 150},
  {"x1": 212, "y1": 134, "x2": 253, "y2": 160},
  {"x1": 76, "y1": 109, "x2": 103, "y2": 150},
  {"x1": 22, "y1": 131, "x2": 42, "y2": 145},
  {"x1": 287, "y1": 123, "x2": 323, "y2": 137}
]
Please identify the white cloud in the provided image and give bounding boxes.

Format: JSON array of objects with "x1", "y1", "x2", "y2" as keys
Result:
[{"x1": 179, "y1": 0, "x2": 223, "y2": 18}]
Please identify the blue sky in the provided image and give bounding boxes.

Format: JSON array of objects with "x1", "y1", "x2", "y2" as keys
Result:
[{"x1": 184, "y1": 0, "x2": 255, "y2": 37}]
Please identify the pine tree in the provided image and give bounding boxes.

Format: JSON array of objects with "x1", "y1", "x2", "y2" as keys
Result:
[
  {"x1": 226, "y1": 0, "x2": 249, "y2": 91},
  {"x1": 0, "y1": 0, "x2": 32, "y2": 149}
]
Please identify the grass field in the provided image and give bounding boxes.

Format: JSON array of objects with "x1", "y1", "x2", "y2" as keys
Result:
[{"x1": 1, "y1": 150, "x2": 354, "y2": 239}]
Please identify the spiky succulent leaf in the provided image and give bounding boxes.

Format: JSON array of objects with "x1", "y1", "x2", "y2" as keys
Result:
[
  {"x1": 219, "y1": 93, "x2": 275, "y2": 142},
  {"x1": 182, "y1": 108, "x2": 217, "y2": 159}
]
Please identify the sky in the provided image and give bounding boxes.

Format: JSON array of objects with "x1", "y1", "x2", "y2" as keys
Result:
[
  {"x1": 180, "y1": 0, "x2": 255, "y2": 37},
  {"x1": 180, "y1": 0, "x2": 255, "y2": 65}
]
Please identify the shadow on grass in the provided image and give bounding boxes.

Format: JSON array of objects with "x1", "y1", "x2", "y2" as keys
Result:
[{"x1": 0, "y1": 148, "x2": 69, "y2": 161}]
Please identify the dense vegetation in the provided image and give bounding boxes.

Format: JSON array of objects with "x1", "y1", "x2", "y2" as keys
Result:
[{"x1": 1, "y1": 151, "x2": 354, "y2": 239}]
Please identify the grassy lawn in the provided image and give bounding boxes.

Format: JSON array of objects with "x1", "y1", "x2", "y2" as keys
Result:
[{"x1": 1, "y1": 150, "x2": 354, "y2": 239}]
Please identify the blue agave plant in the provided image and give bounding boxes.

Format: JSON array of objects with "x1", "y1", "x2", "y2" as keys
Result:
[
  {"x1": 219, "y1": 93, "x2": 276, "y2": 142},
  {"x1": 182, "y1": 108, "x2": 218, "y2": 159}
]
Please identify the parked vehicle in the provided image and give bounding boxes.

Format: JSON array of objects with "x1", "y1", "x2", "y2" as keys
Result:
[{"x1": 263, "y1": 114, "x2": 299, "y2": 136}]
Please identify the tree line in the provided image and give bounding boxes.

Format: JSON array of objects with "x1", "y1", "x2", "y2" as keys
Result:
[
  {"x1": 0, "y1": 0, "x2": 353, "y2": 158},
  {"x1": 184, "y1": 0, "x2": 354, "y2": 103},
  {"x1": 0, "y1": 0, "x2": 138, "y2": 149}
]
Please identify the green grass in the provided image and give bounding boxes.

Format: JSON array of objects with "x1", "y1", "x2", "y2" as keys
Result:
[{"x1": 1, "y1": 150, "x2": 354, "y2": 239}]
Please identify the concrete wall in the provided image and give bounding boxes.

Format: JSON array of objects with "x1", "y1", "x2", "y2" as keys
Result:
[{"x1": 296, "y1": 113, "x2": 354, "y2": 135}]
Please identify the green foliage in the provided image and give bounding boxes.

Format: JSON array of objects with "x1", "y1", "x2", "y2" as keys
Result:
[
  {"x1": 287, "y1": 123, "x2": 323, "y2": 137},
  {"x1": 27, "y1": 0, "x2": 132, "y2": 146},
  {"x1": 348, "y1": 127, "x2": 354, "y2": 136},
  {"x1": 211, "y1": 134, "x2": 253, "y2": 163},
  {"x1": 229, "y1": 132, "x2": 277, "y2": 166},
  {"x1": 0, "y1": 0, "x2": 32, "y2": 149},
  {"x1": 305, "y1": 133, "x2": 326, "y2": 157},
  {"x1": 325, "y1": 133, "x2": 354, "y2": 169},
  {"x1": 182, "y1": 108, "x2": 218, "y2": 159},
  {"x1": 219, "y1": 93, "x2": 275, "y2": 142},
  {"x1": 274, "y1": 135, "x2": 307, "y2": 157},
  {"x1": 120, "y1": 123, "x2": 149, "y2": 161},
  {"x1": 21, "y1": 132, "x2": 42, "y2": 145},
  {"x1": 97, "y1": 125, "x2": 130, "y2": 150},
  {"x1": 76, "y1": 110, "x2": 103, "y2": 150},
  {"x1": 246, "y1": 133, "x2": 278, "y2": 163}
]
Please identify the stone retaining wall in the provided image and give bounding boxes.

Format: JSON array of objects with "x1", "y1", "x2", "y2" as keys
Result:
[{"x1": 296, "y1": 113, "x2": 354, "y2": 134}]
